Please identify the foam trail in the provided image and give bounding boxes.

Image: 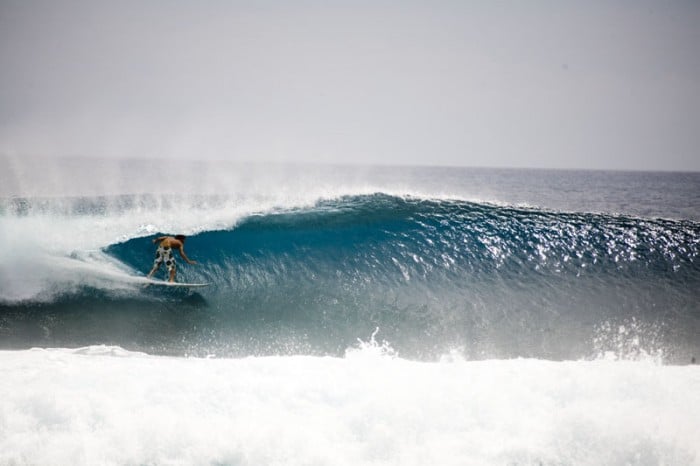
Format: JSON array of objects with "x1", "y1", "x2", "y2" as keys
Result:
[{"x1": 0, "y1": 346, "x2": 698, "y2": 466}]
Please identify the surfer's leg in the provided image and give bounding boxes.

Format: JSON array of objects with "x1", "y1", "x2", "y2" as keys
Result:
[
  {"x1": 166, "y1": 261, "x2": 176, "y2": 282},
  {"x1": 147, "y1": 259, "x2": 162, "y2": 278},
  {"x1": 165, "y1": 251, "x2": 176, "y2": 282},
  {"x1": 148, "y1": 249, "x2": 164, "y2": 278},
  {"x1": 147, "y1": 264, "x2": 160, "y2": 278}
]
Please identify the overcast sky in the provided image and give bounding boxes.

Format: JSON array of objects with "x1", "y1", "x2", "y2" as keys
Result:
[{"x1": 1, "y1": 0, "x2": 698, "y2": 171}]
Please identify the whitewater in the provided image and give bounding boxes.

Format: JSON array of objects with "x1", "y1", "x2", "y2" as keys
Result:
[
  {"x1": 1, "y1": 156, "x2": 700, "y2": 465},
  {"x1": 2, "y1": 344, "x2": 699, "y2": 466}
]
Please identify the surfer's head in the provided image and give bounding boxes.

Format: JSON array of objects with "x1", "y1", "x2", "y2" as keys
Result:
[{"x1": 175, "y1": 235, "x2": 186, "y2": 242}]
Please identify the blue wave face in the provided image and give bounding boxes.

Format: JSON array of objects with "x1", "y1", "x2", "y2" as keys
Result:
[
  {"x1": 4, "y1": 194, "x2": 700, "y2": 361},
  {"x1": 114, "y1": 193, "x2": 700, "y2": 280}
]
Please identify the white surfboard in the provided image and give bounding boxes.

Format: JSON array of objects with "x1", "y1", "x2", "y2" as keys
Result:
[{"x1": 145, "y1": 279, "x2": 210, "y2": 288}]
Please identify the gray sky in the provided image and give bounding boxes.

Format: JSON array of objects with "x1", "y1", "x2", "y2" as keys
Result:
[{"x1": 1, "y1": 0, "x2": 699, "y2": 171}]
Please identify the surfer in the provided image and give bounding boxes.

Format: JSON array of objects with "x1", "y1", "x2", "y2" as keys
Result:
[{"x1": 147, "y1": 235, "x2": 197, "y2": 282}]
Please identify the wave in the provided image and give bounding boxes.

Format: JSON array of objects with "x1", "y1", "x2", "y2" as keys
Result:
[{"x1": 2, "y1": 193, "x2": 699, "y2": 361}]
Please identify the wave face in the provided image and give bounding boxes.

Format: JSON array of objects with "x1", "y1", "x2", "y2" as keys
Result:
[{"x1": 3, "y1": 193, "x2": 699, "y2": 361}]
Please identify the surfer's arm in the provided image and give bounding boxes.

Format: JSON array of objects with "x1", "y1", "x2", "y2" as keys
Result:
[
  {"x1": 152, "y1": 236, "x2": 168, "y2": 244},
  {"x1": 179, "y1": 246, "x2": 197, "y2": 264}
]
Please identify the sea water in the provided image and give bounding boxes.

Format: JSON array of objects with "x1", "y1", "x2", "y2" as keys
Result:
[{"x1": 1, "y1": 156, "x2": 699, "y2": 465}]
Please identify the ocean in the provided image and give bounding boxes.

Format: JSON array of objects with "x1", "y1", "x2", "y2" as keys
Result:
[{"x1": 1, "y1": 157, "x2": 699, "y2": 465}]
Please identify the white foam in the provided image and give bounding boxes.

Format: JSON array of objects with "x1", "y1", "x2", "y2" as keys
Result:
[
  {"x1": 0, "y1": 346, "x2": 698, "y2": 466},
  {"x1": 0, "y1": 216, "x2": 151, "y2": 302}
]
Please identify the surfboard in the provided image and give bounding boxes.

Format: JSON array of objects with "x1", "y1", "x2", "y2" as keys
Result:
[{"x1": 145, "y1": 279, "x2": 210, "y2": 288}]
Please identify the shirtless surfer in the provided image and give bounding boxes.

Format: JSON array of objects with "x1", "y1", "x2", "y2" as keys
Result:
[{"x1": 147, "y1": 235, "x2": 197, "y2": 282}]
